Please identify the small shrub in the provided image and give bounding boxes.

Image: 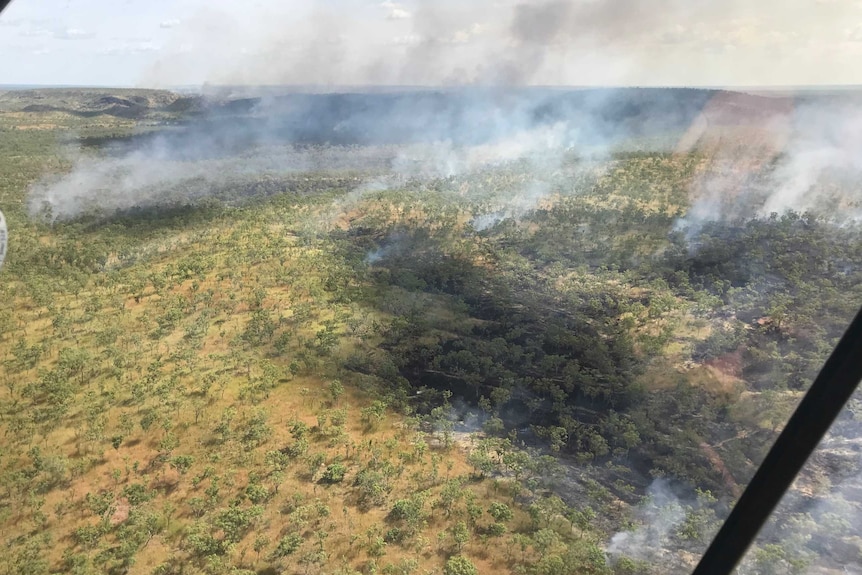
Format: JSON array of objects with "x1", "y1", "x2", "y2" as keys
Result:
[{"x1": 320, "y1": 463, "x2": 347, "y2": 484}]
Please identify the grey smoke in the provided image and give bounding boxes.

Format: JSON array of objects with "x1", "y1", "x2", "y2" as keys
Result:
[
  {"x1": 470, "y1": 210, "x2": 509, "y2": 232},
  {"x1": 30, "y1": 88, "x2": 707, "y2": 221},
  {"x1": 760, "y1": 100, "x2": 862, "y2": 217},
  {"x1": 28, "y1": 143, "x2": 386, "y2": 220},
  {"x1": 441, "y1": 397, "x2": 486, "y2": 435},
  {"x1": 675, "y1": 95, "x2": 862, "y2": 240},
  {"x1": 606, "y1": 478, "x2": 708, "y2": 573},
  {"x1": 365, "y1": 248, "x2": 387, "y2": 265},
  {"x1": 605, "y1": 399, "x2": 862, "y2": 574},
  {"x1": 734, "y1": 399, "x2": 862, "y2": 574},
  {"x1": 35, "y1": 0, "x2": 835, "y2": 224},
  {"x1": 141, "y1": 0, "x2": 842, "y2": 87},
  {"x1": 23, "y1": 1, "x2": 862, "y2": 262},
  {"x1": 498, "y1": 0, "x2": 692, "y2": 85},
  {"x1": 34, "y1": 87, "x2": 862, "y2": 233}
]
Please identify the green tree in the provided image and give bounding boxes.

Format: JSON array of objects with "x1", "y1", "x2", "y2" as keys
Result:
[
  {"x1": 271, "y1": 533, "x2": 303, "y2": 559},
  {"x1": 488, "y1": 502, "x2": 513, "y2": 523},
  {"x1": 450, "y1": 521, "x2": 470, "y2": 553},
  {"x1": 245, "y1": 483, "x2": 270, "y2": 504},
  {"x1": 361, "y1": 401, "x2": 387, "y2": 430},
  {"x1": 253, "y1": 534, "x2": 270, "y2": 563},
  {"x1": 320, "y1": 462, "x2": 347, "y2": 484},
  {"x1": 169, "y1": 455, "x2": 195, "y2": 475},
  {"x1": 328, "y1": 380, "x2": 344, "y2": 405},
  {"x1": 214, "y1": 502, "x2": 264, "y2": 543},
  {"x1": 443, "y1": 555, "x2": 478, "y2": 575}
]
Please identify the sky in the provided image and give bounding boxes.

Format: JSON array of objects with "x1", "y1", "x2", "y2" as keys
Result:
[{"x1": 2, "y1": 0, "x2": 862, "y2": 87}]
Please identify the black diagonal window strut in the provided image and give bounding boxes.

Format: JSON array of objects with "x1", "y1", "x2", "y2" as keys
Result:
[
  {"x1": 0, "y1": 1, "x2": 13, "y2": 16},
  {"x1": 692, "y1": 305, "x2": 862, "y2": 575}
]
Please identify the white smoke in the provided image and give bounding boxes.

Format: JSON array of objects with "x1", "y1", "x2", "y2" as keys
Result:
[
  {"x1": 28, "y1": 144, "x2": 388, "y2": 220},
  {"x1": 676, "y1": 96, "x2": 862, "y2": 238},
  {"x1": 734, "y1": 404, "x2": 862, "y2": 575},
  {"x1": 606, "y1": 403, "x2": 862, "y2": 574},
  {"x1": 389, "y1": 121, "x2": 572, "y2": 179},
  {"x1": 470, "y1": 210, "x2": 509, "y2": 232},
  {"x1": 606, "y1": 479, "x2": 687, "y2": 566},
  {"x1": 139, "y1": 0, "x2": 861, "y2": 88},
  {"x1": 760, "y1": 100, "x2": 862, "y2": 218},
  {"x1": 33, "y1": 86, "x2": 687, "y2": 222}
]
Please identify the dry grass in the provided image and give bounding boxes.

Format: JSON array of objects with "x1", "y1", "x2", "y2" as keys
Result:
[{"x1": 0, "y1": 198, "x2": 532, "y2": 575}]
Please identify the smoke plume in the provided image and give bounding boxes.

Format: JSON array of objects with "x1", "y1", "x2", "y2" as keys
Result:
[
  {"x1": 733, "y1": 398, "x2": 862, "y2": 574},
  {"x1": 606, "y1": 478, "x2": 720, "y2": 573},
  {"x1": 29, "y1": 88, "x2": 708, "y2": 220},
  {"x1": 28, "y1": 0, "x2": 862, "y2": 223},
  {"x1": 141, "y1": 0, "x2": 856, "y2": 87},
  {"x1": 675, "y1": 92, "x2": 862, "y2": 239}
]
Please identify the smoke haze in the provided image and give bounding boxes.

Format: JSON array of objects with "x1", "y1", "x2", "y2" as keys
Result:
[
  {"x1": 675, "y1": 93, "x2": 862, "y2": 239},
  {"x1": 29, "y1": 88, "x2": 712, "y2": 220},
  {"x1": 136, "y1": 0, "x2": 862, "y2": 87},
  {"x1": 18, "y1": 0, "x2": 862, "y2": 222},
  {"x1": 606, "y1": 479, "x2": 690, "y2": 569},
  {"x1": 27, "y1": 88, "x2": 862, "y2": 229}
]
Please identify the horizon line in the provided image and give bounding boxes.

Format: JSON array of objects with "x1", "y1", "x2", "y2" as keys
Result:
[{"x1": 3, "y1": 83, "x2": 862, "y2": 92}]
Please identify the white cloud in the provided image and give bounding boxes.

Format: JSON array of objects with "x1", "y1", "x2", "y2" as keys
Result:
[
  {"x1": 380, "y1": 1, "x2": 411, "y2": 20},
  {"x1": 99, "y1": 41, "x2": 160, "y2": 56},
  {"x1": 18, "y1": 27, "x2": 51, "y2": 38},
  {"x1": 388, "y1": 8, "x2": 411, "y2": 20},
  {"x1": 54, "y1": 28, "x2": 95, "y2": 40},
  {"x1": 448, "y1": 23, "x2": 485, "y2": 44},
  {"x1": 659, "y1": 24, "x2": 688, "y2": 45},
  {"x1": 3, "y1": 0, "x2": 862, "y2": 87},
  {"x1": 390, "y1": 34, "x2": 422, "y2": 46},
  {"x1": 0, "y1": 17, "x2": 55, "y2": 29}
]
